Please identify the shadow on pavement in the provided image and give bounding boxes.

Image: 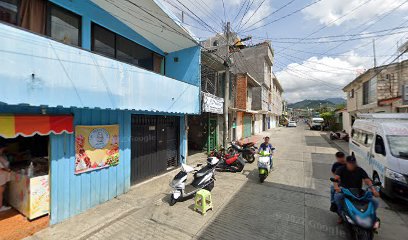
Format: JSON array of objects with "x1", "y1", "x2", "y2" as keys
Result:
[{"x1": 196, "y1": 179, "x2": 349, "y2": 240}]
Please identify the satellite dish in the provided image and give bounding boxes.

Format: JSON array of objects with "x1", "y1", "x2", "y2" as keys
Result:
[{"x1": 398, "y1": 40, "x2": 408, "y2": 53}]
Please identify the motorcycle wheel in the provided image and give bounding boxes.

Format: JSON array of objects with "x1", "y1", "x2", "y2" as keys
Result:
[
  {"x1": 246, "y1": 154, "x2": 255, "y2": 163},
  {"x1": 259, "y1": 175, "x2": 266, "y2": 183},
  {"x1": 353, "y1": 228, "x2": 373, "y2": 240},
  {"x1": 169, "y1": 195, "x2": 177, "y2": 206},
  {"x1": 204, "y1": 181, "x2": 215, "y2": 191}
]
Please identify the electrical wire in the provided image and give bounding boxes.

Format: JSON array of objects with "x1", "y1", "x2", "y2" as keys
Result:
[
  {"x1": 239, "y1": 0, "x2": 296, "y2": 33},
  {"x1": 241, "y1": 0, "x2": 324, "y2": 33}
]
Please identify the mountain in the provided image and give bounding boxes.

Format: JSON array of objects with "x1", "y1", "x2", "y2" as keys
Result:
[
  {"x1": 288, "y1": 99, "x2": 336, "y2": 109},
  {"x1": 325, "y1": 97, "x2": 346, "y2": 105}
]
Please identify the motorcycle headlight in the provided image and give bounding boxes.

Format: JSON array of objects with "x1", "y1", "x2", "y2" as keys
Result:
[
  {"x1": 355, "y1": 215, "x2": 372, "y2": 228},
  {"x1": 385, "y1": 168, "x2": 407, "y2": 184}
]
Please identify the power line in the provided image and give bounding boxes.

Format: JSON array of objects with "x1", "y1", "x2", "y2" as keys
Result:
[
  {"x1": 236, "y1": 0, "x2": 255, "y2": 31},
  {"x1": 241, "y1": 0, "x2": 324, "y2": 33},
  {"x1": 275, "y1": 0, "x2": 373, "y2": 54},
  {"x1": 320, "y1": 0, "x2": 408, "y2": 55},
  {"x1": 239, "y1": 0, "x2": 296, "y2": 33},
  {"x1": 238, "y1": 0, "x2": 268, "y2": 32}
]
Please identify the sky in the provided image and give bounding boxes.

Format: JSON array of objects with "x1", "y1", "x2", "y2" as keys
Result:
[{"x1": 161, "y1": 0, "x2": 408, "y2": 103}]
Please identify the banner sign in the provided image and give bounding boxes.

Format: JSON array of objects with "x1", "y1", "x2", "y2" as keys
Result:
[
  {"x1": 75, "y1": 125, "x2": 119, "y2": 174},
  {"x1": 202, "y1": 92, "x2": 224, "y2": 114}
]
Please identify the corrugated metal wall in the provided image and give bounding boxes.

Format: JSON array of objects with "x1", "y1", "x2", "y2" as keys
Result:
[{"x1": 50, "y1": 108, "x2": 131, "y2": 224}]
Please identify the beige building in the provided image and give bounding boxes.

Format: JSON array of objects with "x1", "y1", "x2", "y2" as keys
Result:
[
  {"x1": 343, "y1": 59, "x2": 408, "y2": 129},
  {"x1": 270, "y1": 73, "x2": 284, "y2": 127}
]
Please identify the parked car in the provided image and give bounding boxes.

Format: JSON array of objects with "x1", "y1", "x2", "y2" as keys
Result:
[
  {"x1": 350, "y1": 113, "x2": 408, "y2": 201},
  {"x1": 287, "y1": 121, "x2": 297, "y2": 127}
]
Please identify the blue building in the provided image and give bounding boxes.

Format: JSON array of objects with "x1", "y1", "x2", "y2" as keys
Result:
[{"x1": 0, "y1": 0, "x2": 200, "y2": 225}]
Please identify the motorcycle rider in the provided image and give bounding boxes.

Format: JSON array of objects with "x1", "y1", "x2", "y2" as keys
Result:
[
  {"x1": 333, "y1": 156, "x2": 380, "y2": 224},
  {"x1": 259, "y1": 136, "x2": 274, "y2": 168},
  {"x1": 330, "y1": 152, "x2": 346, "y2": 211}
]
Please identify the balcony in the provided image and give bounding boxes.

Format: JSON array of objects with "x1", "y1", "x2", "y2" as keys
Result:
[{"x1": 0, "y1": 23, "x2": 200, "y2": 114}]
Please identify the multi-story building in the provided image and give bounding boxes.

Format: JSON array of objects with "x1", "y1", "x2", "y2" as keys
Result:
[
  {"x1": 271, "y1": 73, "x2": 284, "y2": 127},
  {"x1": 202, "y1": 34, "x2": 284, "y2": 140},
  {"x1": 343, "y1": 59, "x2": 408, "y2": 130},
  {"x1": 188, "y1": 51, "x2": 225, "y2": 153},
  {"x1": 0, "y1": 0, "x2": 200, "y2": 227}
]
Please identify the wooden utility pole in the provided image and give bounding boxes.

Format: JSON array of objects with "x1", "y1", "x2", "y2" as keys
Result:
[{"x1": 223, "y1": 22, "x2": 230, "y2": 147}]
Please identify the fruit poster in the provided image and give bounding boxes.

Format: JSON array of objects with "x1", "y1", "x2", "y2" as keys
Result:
[{"x1": 75, "y1": 125, "x2": 119, "y2": 174}]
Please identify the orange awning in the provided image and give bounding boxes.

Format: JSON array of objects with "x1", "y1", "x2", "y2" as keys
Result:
[{"x1": 0, "y1": 115, "x2": 73, "y2": 139}]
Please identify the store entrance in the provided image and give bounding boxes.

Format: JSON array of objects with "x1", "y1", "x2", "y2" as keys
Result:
[
  {"x1": 130, "y1": 115, "x2": 179, "y2": 184},
  {"x1": 0, "y1": 135, "x2": 50, "y2": 239}
]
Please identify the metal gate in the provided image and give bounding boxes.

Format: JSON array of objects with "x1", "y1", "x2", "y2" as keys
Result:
[
  {"x1": 243, "y1": 114, "x2": 252, "y2": 138},
  {"x1": 131, "y1": 115, "x2": 179, "y2": 184}
]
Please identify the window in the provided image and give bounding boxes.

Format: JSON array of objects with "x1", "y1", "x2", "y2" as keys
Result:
[
  {"x1": 0, "y1": 0, "x2": 18, "y2": 25},
  {"x1": 387, "y1": 135, "x2": 408, "y2": 159},
  {"x1": 117, "y1": 35, "x2": 153, "y2": 70},
  {"x1": 92, "y1": 24, "x2": 115, "y2": 58},
  {"x1": 363, "y1": 78, "x2": 377, "y2": 105},
  {"x1": 349, "y1": 89, "x2": 354, "y2": 98},
  {"x1": 47, "y1": 3, "x2": 81, "y2": 46},
  {"x1": 91, "y1": 23, "x2": 164, "y2": 74},
  {"x1": 375, "y1": 135, "x2": 386, "y2": 156}
]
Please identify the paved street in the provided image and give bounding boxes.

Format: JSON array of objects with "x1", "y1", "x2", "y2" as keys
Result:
[{"x1": 29, "y1": 124, "x2": 408, "y2": 240}]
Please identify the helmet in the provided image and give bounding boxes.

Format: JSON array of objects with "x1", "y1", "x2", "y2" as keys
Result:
[{"x1": 207, "y1": 157, "x2": 219, "y2": 165}]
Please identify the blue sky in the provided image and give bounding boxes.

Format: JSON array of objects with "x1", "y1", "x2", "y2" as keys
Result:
[{"x1": 162, "y1": 0, "x2": 408, "y2": 103}]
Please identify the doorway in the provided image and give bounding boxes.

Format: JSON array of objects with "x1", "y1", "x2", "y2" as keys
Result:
[{"x1": 130, "y1": 115, "x2": 179, "y2": 184}]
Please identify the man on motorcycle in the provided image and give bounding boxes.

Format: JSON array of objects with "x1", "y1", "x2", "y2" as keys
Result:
[
  {"x1": 330, "y1": 152, "x2": 346, "y2": 211},
  {"x1": 333, "y1": 156, "x2": 380, "y2": 224},
  {"x1": 259, "y1": 136, "x2": 274, "y2": 168}
]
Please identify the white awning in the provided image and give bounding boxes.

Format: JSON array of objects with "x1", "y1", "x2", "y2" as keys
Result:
[{"x1": 91, "y1": 0, "x2": 198, "y2": 53}]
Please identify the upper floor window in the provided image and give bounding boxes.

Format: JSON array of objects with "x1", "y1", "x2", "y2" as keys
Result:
[
  {"x1": 349, "y1": 89, "x2": 354, "y2": 98},
  {"x1": 91, "y1": 23, "x2": 164, "y2": 75},
  {"x1": 0, "y1": 0, "x2": 18, "y2": 25},
  {"x1": 47, "y1": 3, "x2": 81, "y2": 46},
  {"x1": 363, "y1": 78, "x2": 377, "y2": 105},
  {"x1": 0, "y1": 0, "x2": 81, "y2": 46}
]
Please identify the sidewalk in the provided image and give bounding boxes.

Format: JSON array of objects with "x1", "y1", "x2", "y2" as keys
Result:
[
  {"x1": 27, "y1": 128, "x2": 281, "y2": 240},
  {"x1": 321, "y1": 132, "x2": 349, "y2": 154}
]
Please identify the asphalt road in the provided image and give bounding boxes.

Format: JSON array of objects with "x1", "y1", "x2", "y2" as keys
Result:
[
  {"x1": 29, "y1": 123, "x2": 408, "y2": 240},
  {"x1": 196, "y1": 123, "x2": 408, "y2": 240}
]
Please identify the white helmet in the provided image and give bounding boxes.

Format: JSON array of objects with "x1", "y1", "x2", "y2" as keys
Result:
[{"x1": 207, "y1": 157, "x2": 219, "y2": 165}]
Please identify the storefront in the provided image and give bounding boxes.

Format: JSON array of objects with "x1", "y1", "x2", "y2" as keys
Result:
[
  {"x1": 0, "y1": 114, "x2": 73, "y2": 238},
  {"x1": 188, "y1": 92, "x2": 223, "y2": 154}
]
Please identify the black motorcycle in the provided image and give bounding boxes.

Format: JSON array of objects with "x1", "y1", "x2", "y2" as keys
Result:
[{"x1": 227, "y1": 141, "x2": 257, "y2": 163}]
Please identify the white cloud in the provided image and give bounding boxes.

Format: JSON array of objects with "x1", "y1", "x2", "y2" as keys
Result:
[
  {"x1": 302, "y1": 0, "x2": 408, "y2": 26},
  {"x1": 276, "y1": 54, "x2": 371, "y2": 103}
]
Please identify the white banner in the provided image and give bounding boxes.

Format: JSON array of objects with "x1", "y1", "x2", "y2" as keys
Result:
[{"x1": 202, "y1": 92, "x2": 224, "y2": 114}]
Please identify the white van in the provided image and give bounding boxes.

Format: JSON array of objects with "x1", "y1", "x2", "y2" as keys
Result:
[
  {"x1": 350, "y1": 113, "x2": 408, "y2": 201},
  {"x1": 310, "y1": 117, "x2": 324, "y2": 130}
]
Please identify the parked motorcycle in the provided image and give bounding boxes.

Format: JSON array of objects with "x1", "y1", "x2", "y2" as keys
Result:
[
  {"x1": 228, "y1": 141, "x2": 257, "y2": 163},
  {"x1": 169, "y1": 157, "x2": 219, "y2": 206},
  {"x1": 216, "y1": 143, "x2": 246, "y2": 172},
  {"x1": 330, "y1": 178, "x2": 381, "y2": 240},
  {"x1": 330, "y1": 130, "x2": 350, "y2": 142},
  {"x1": 258, "y1": 148, "x2": 275, "y2": 183}
]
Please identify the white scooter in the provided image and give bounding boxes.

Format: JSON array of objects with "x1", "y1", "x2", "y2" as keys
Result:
[
  {"x1": 258, "y1": 148, "x2": 275, "y2": 183},
  {"x1": 169, "y1": 157, "x2": 219, "y2": 206}
]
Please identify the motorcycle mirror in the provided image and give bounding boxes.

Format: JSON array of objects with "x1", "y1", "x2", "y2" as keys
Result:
[
  {"x1": 330, "y1": 177, "x2": 338, "y2": 182},
  {"x1": 373, "y1": 181, "x2": 382, "y2": 186},
  {"x1": 196, "y1": 163, "x2": 203, "y2": 167}
]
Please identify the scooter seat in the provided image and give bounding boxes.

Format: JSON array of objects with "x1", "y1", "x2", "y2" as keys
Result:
[{"x1": 195, "y1": 165, "x2": 213, "y2": 178}]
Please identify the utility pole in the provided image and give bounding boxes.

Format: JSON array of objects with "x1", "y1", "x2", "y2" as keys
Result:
[
  {"x1": 372, "y1": 39, "x2": 377, "y2": 67},
  {"x1": 223, "y1": 22, "x2": 230, "y2": 147}
]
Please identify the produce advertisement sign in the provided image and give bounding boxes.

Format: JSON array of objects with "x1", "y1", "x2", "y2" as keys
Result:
[{"x1": 75, "y1": 125, "x2": 119, "y2": 174}]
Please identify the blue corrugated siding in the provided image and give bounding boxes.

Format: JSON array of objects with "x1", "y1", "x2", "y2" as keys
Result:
[{"x1": 50, "y1": 108, "x2": 131, "y2": 224}]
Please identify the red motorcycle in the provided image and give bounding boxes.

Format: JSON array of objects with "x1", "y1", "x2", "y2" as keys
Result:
[{"x1": 212, "y1": 143, "x2": 245, "y2": 172}]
